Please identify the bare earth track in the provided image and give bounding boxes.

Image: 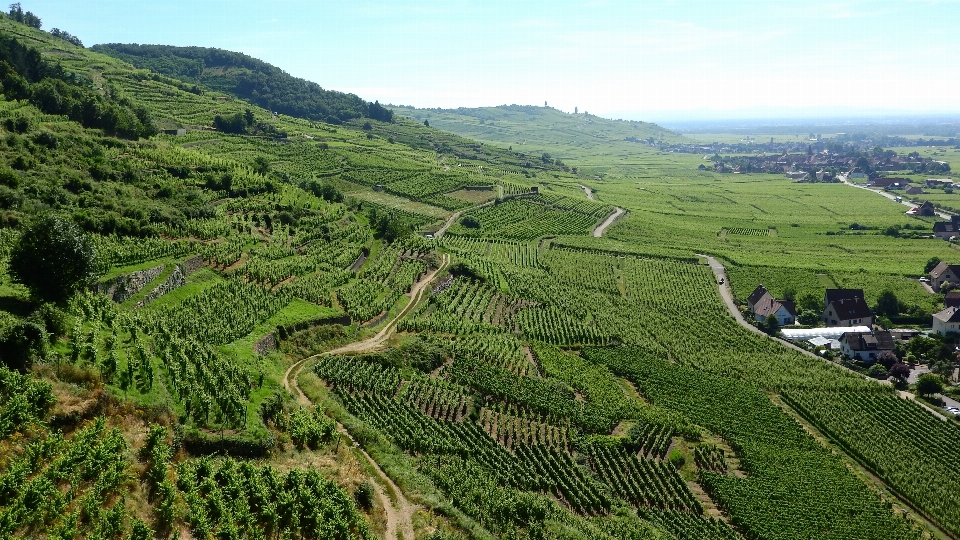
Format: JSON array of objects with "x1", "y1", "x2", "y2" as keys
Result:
[{"x1": 283, "y1": 254, "x2": 449, "y2": 540}]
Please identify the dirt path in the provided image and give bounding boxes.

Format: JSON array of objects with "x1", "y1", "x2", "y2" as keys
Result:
[
  {"x1": 434, "y1": 201, "x2": 495, "y2": 238},
  {"x1": 283, "y1": 254, "x2": 449, "y2": 540},
  {"x1": 580, "y1": 184, "x2": 594, "y2": 200},
  {"x1": 593, "y1": 207, "x2": 624, "y2": 237},
  {"x1": 434, "y1": 211, "x2": 463, "y2": 238}
]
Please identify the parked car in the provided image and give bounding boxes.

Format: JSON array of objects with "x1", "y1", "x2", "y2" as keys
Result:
[{"x1": 919, "y1": 277, "x2": 929, "y2": 283}]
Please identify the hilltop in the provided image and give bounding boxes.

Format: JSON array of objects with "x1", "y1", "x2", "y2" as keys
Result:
[{"x1": 391, "y1": 104, "x2": 687, "y2": 175}]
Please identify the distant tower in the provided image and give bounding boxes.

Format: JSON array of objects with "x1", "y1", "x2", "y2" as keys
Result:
[
  {"x1": 544, "y1": 101, "x2": 548, "y2": 107},
  {"x1": 575, "y1": 107, "x2": 578, "y2": 114}
]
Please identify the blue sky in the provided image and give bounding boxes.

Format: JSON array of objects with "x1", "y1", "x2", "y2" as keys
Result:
[{"x1": 21, "y1": 0, "x2": 960, "y2": 121}]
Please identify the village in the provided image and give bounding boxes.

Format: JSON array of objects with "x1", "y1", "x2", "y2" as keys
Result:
[{"x1": 744, "y1": 263, "x2": 960, "y2": 413}]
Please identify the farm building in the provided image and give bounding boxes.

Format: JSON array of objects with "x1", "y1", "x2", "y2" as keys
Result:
[
  {"x1": 929, "y1": 261, "x2": 960, "y2": 292},
  {"x1": 933, "y1": 216, "x2": 960, "y2": 240},
  {"x1": 916, "y1": 201, "x2": 936, "y2": 217},
  {"x1": 848, "y1": 167, "x2": 867, "y2": 180},
  {"x1": 839, "y1": 331, "x2": 895, "y2": 362},
  {"x1": 932, "y1": 306, "x2": 960, "y2": 336},
  {"x1": 747, "y1": 285, "x2": 796, "y2": 325},
  {"x1": 781, "y1": 326, "x2": 871, "y2": 341},
  {"x1": 905, "y1": 186, "x2": 924, "y2": 195},
  {"x1": 753, "y1": 297, "x2": 796, "y2": 326},
  {"x1": 822, "y1": 289, "x2": 874, "y2": 327},
  {"x1": 747, "y1": 285, "x2": 772, "y2": 312},
  {"x1": 945, "y1": 292, "x2": 960, "y2": 308},
  {"x1": 868, "y1": 177, "x2": 906, "y2": 189}
]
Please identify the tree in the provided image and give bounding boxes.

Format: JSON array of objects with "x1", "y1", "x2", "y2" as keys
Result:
[
  {"x1": 867, "y1": 363, "x2": 888, "y2": 379},
  {"x1": 875, "y1": 290, "x2": 900, "y2": 317},
  {"x1": 0, "y1": 321, "x2": 46, "y2": 371},
  {"x1": 798, "y1": 310, "x2": 820, "y2": 326},
  {"x1": 252, "y1": 156, "x2": 270, "y2": 175},
  {"x1": 243, "y1": 108, "x2": 255, "y2": 126},
  {"x1": 423, "y1": 119, "x2": 429, "y2": 127},
  {"x1": 889, "y1": 362, "x2": 911, "y2": 384},
  {"x1": 797, "y1": 292, "x2": 821, "y2": 312},
  {"x1": 765, "y1": 314, "x2": 779, "y2": 335},
  {"x1": 9, "y1": 215, "x2": 99, "y2": 303},
  {"x1": 875, "y1": 350, "x2": 898, "y2": 370},
  {"x1": 916, "y1": 373, "x2": 944, "y2": 397},
  {"x1": 925, "y1": 256, "x2": 942, "y2": 273}
]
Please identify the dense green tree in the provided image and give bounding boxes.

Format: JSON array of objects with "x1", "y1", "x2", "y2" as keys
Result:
[
  {"x1": 765, "y1": 314, "x2": 779, "y2": 335},
  {"x1": 252, "y1": 156, "x2": 270, "y2": 175},
  {"x1": 367, "y1": 100, "x2": 393, "y2": 123},
  {"x1": 867, "y1": 363, "x2": 888, "y2": 379},
  {"x1": 875, "y1": 290, "x2": 901, "y2": 317},
  {"x1": 925, "y1": 256, "x2": 942, "y2": 273},
  {"x1": 0, "y1": 320, "x2": 46, "y2": 371},
  {"x1": 916, "y1": 373, "x2": 944, "y2": 397},
  {"x1": 8, "y1": 215, "x2": 100, "y2": 303},
  {"x1": 213, "y1": 112, "x2": 247, "y2": 134},
  {"x1": 797, "y1": 310, "x2": 820, "y2": 326},
  {"x1": 797, "y1": 292, "x2": 821, "y2": 312}
]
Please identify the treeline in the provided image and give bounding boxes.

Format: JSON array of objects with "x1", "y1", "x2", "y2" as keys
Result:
[
  {"x1": 4, "y1": 3, "x2": 41, "y2": 29},
  {"x1": 91, "y1": 43, "x2": 393, "y2": 124},
  {"x1": 0, "y1": 33, "x2": 155, "y2": 139}
]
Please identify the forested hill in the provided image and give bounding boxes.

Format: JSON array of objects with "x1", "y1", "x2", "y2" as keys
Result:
[{"x1": 91, "y1": 43, "x2": 393, "y2": 124}]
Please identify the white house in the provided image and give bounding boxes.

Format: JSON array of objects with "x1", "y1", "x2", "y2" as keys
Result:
[
  {"x1": 753, "y1": 297, "x2": 796, "y2": 326},
  {"x1": 933, "y1": 306, "x2": 960, "y2": 336},
  {"x1": 839, "y1": 331, "x2": 895, "y2": 362}
]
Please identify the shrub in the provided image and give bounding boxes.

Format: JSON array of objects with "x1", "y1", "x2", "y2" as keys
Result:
[
  {"x1": 354, "y1": 480, "x2": 374, "y2": 511},
  {"x1": 9, "y1": 215, "x2": 99, "y2": 303},
  {"x1": 668, "y1": 448, "x2": 686, "y2": 468}
]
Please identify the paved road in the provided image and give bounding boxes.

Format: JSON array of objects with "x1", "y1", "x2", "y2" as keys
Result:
[
  {"x1": 699, "y1": 254, "x2": 825, "y2": 358},
  {"x1": 580, "y1": 184, "x2": 595, "y2": 201},
  {"x1": 593, "y1": 207, "x2": 624, "y2": 237},
  {"x1": 839, "y1": 175, "x2": 952, "y2": 219}
]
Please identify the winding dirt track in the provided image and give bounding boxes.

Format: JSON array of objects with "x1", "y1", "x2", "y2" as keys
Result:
[{"x1": 283, "y1": 254, "x2": 449, "y2": 540}]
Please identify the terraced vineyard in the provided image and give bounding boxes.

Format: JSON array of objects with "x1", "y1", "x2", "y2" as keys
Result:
[{"x1": 2, "y1": 12, "x2": 959, "y2": 540}]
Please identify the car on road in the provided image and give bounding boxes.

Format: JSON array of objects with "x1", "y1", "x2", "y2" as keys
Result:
[
  {"x1": 944, "y1": 406, "x2": 960, "y2": 415},
  {"x1": 919, "y1": 277, "x2": 929, "y2": 283}
]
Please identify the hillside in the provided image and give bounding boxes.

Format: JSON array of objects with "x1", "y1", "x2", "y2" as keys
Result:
[
  {"x1": 1, "y1": 8, "x2": 960, "y2": 540},
  {"x1": 91, "y1": 43, "x2": 392, "y2": 124},
  {"x1": 391, "y1": 104, "x2": 687, "y2": 175}
]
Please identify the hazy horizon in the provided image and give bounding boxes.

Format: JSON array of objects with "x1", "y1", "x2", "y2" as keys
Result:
[{"x1": 24, "y1": 0, "x2": 960, "y2": 123}]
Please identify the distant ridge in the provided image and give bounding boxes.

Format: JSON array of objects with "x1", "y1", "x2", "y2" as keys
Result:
[
  {"x1": 91, "y1": 43, "x2": 393, "y2": 124},
  {"x1": 391, "y1": 104, "x2": 684, "y2": 158}
]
